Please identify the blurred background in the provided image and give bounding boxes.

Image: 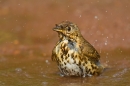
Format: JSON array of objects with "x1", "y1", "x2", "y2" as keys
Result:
[
  {"x1": 0, "y1": 0, "x2": 130, "y2": 56},
  {"x1": 0, "y1": 0, "x2": 130, "y2": 85}
]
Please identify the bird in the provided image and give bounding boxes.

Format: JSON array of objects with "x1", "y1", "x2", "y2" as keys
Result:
[{"x1": 52, "y1": 21, "x2": 104, "y2": 77}]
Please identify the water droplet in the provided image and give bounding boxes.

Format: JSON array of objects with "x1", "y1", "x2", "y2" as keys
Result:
[
  {"x1": 105, "y1": 42, "x2": 107, "y2": 45},
  {"x1": 79, "y1": 15, "x2": 81, "y2": 18},
  {"x1": 45, "y1": 60, "x2": 50, "y2": 64},
  {"x1": 45, "y1": 60, "x2": 48, "y2": 63},
  {"x1": 94, "y1": 16, "x2": 98, "y2": 19},
  {"x1": 15, "y1": 68, "x2": 22, "y2": 73}
]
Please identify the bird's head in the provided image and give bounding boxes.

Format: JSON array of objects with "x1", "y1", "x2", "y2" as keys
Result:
[{"x1": 53, "y1": 21, "x2": 81, "y2": 40}]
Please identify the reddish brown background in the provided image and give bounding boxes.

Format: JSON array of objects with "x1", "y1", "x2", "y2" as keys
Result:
[{"x1": 0, "y1": 0, "x2": 130, "y2": 56}]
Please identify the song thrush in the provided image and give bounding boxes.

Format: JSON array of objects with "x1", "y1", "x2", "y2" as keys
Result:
[{"x1": 52, "y1": 21, "x2": 104, "y2": 77}]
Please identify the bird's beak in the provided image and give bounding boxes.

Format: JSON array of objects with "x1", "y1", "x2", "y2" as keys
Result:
[
  {"x1": 53, "y1": 27, "x2": 62, "y2": 32},
  {"x1": 53, "y1": 24, "x2": 62, "y2": 32}
]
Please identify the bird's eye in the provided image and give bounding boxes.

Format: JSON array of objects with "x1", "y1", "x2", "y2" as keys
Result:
[{"x1": 68, "y1": 27, "x2": 71, "y2": 31}]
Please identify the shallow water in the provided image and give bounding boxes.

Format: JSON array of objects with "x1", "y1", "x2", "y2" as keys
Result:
[{"x1": 0, "y1": 49, "x2": 130, "y2": 86}]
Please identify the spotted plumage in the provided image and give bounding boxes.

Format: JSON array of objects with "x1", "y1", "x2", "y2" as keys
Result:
[{"x1": 52, "y1": 21, "x2": 104, "y2": 77}]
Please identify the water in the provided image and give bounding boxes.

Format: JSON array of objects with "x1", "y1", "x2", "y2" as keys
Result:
[{"x1": 0, "y1": 49, "x2": 130, "y2": 86}]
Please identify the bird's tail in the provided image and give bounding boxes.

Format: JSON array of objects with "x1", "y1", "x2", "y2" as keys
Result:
[{"x1": 98, "y1": 63, "x2": 109, "y2": 74}]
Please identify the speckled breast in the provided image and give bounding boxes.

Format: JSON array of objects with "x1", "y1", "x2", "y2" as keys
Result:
[
  {"x1": 54, "y1": 39, "x2": 100, "y2": 77},
  {"x1": 55, "y1": 39, "x2": 83, "y2": 76}
]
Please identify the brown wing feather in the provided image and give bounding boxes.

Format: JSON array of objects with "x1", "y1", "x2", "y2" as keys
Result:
[{"x1": 80, "y1": 40, "x2": 100, "y2": 63}]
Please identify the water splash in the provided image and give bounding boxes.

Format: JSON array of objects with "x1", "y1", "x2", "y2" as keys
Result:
[
  {"x1": 113, "y1": 68, "x2": 128, "y2": 77},
  {"x1": 15, "y1": 68, "x2": 22, "y2": 73},
  {"x1": 41, "y1": 82, "x2": 48, "y2": 86}
]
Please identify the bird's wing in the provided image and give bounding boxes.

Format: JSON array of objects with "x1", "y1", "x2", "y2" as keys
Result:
[{"x1": 80, "y1": 41, "x2": 100, "y2": 63}]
